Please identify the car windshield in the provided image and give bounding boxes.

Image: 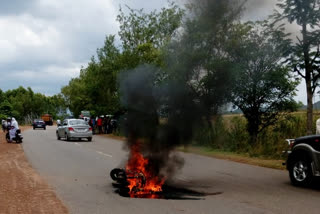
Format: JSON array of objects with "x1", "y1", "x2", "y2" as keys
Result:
[{"x1": 68, "y1": 120, "x2": 86, "y2": 126}]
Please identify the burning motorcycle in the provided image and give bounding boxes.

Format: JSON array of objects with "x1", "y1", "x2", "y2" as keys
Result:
[
  {"x1": 110, "y1": 144, "x2": 165, "y2": 197},
  {"x1": 110, "y1": 146, "x2": 165, "y2": 197},
  {"x1": 110, "y1": 168, "x2": 146, "y2": 192}
]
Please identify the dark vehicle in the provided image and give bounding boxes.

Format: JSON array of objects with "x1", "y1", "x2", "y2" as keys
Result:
[
  {"x1": 5, "y1": 126, "x2": 23, "y2": 143},
  {"x1": 33, "y1": 119, "x2": 46, "y2": 130},
  {"x1": 284, "y1": 135, "x2": 320, "y2": 186}
]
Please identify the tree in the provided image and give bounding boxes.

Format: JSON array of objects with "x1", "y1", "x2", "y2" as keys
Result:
[
  {"x1": 0, "y1": 87, "x2": 65, "y2": 123},
  {"x1": 272, "y1": 0, "x2": 320, "y2": 134},
  {"x1": 230, "y1": 22, "x2": 299, "y2": 143},
  {"x1": 62, "y1": 4, "x2": 184, "y2": 116},
  {"x1": 61, "y1": 72, "x2": 90, "y2": 117},
  {"x1": 116, "y1": 3, "x2": 184, "y2": 70}
]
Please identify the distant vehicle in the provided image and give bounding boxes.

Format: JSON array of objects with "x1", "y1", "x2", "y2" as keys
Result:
[
  {"x1": 284, "y1": 136, "x2": 320, "y2": 186},
  {"x1": 41, "y1": 114, "x2": 53, "y2": 125},
  {"x1": 32, "y1": 119, "x2": 46, "y2": 130},
  {"x1": 56, "y1": 119, "x2": 92, "y2": 141}
]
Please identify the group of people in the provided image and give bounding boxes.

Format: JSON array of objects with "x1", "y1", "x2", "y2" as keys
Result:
[
  {"x1": 1, "y1": 117, "x2": 20, "y2": 141},
  {"x1": 88, "y1": 115, "x2": 115, "y2": 135}
]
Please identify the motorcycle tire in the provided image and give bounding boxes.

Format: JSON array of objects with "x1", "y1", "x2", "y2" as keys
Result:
[
  {"x1": 110, "y1": 168, "x2": 127, "y2": 183},
  {"x1": 5, "y1": 133, "x2": 10, "y2": 143}
]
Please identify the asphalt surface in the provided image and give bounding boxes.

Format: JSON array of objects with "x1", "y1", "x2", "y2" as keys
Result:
[{"x1": 22, "y1": 126, "x2": 320, "y2": 214}]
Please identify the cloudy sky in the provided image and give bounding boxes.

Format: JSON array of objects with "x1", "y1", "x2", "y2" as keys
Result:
[{"x1": 0, "y1": 0, "x2": 309, "y2": 103}]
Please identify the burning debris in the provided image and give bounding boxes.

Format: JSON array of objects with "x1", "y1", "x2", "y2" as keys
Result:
[{"x1": 110, "y1": 143, "x2": 165, "y2": 197}]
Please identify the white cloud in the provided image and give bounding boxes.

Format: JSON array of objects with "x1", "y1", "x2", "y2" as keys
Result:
[
  {"x1": 0, "y1": 63, "x2": 82, "y2": 96},
  {"x1": 0, "y1": 0, "x2": 172, "y2": 95},
  {"x1": 0, "y1": 0, "x2": 122, "y2": 94},
  {"x1": 0, "y1": 39, "x2": 17, "y2": 64}
]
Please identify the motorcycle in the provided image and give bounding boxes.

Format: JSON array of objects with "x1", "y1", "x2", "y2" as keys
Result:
[{"x1": 5, "y1": 126, "x2": 23, "y2": 144}]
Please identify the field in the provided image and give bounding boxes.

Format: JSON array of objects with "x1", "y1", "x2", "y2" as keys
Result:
[{"x1": 191, "y1": 111, "x2": 320, "y2": 159}]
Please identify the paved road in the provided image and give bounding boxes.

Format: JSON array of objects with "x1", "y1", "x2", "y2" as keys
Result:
[{"x1": 23, "y1": 126, "x2": 320, "y2": 214}]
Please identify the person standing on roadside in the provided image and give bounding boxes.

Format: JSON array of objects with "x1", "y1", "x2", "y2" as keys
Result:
[
  {"x1": 97, "y1": 116, "x2": 103, "y2": 134},
  {"x1": 103, "y1": 115, "x2": 109, "y2": 134},
  {"x1": 89, "y1": 116, "x2": 96, "y2": 135}
]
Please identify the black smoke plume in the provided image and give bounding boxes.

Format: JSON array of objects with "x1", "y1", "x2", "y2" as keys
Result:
[{"x1": 118, "y1": 65, "x2": 203, "y2": 178}]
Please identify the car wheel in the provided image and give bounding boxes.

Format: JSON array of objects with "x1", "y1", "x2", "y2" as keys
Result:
[
  {"x1": 289, "y1": 155, "x2": 313, "y2": 186},
  {"x1": 56, "y1": 132, "x2": 61, "y2": 140},
  {"x1": 88, "y1": 137, "x2": 92, "y2": 142},
  {"x1": 33, "y1": 127, "x2": 35, "y2": 130},
  {"x1": 44, "y1": 127, "x2": 46, "y2": 130},
  {"x1": 66, "y1": 133, "x2": 70, "y2": 141}
]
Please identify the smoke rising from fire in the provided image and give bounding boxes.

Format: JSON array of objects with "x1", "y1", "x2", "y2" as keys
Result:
[{"x1": 118, "y1": 65, "x2": 203, "y2": 179}]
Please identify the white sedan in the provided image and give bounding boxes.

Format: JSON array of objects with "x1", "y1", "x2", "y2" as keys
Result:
[{"x1": 56, "y1": 119, "x2": 92, "y2": 141}]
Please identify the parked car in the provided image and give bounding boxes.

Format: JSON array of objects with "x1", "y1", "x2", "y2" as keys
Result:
[
  {"x1": 283, "y1": 136, "x2": 320, "y2": 186},
  {"x1": 56, "y1": 119, "x2": 92, "y2": 141},
  {"x1": 33, "y1": 119, "x2": 46, "y2": 130}
]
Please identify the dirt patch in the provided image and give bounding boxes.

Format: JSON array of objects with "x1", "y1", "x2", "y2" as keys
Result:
[
  {"x1": 0, "y1": 129, "x2": 68, "y2": 214},
  {"x1": 99, "y1": 133, "x2": 126, "y2": 141}
]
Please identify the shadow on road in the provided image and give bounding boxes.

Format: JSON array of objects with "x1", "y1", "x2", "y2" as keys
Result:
[
  {"x1": 282, "y1": 179, "x2": 320, "y2": 192},
  {"x1": 112, "y1": 182, "x2": 222, "y2": 200}
]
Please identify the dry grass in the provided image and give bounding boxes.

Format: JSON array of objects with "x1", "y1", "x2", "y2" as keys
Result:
[{"x1": 179, "y1": 146, "x2": 285, "y2": 170}]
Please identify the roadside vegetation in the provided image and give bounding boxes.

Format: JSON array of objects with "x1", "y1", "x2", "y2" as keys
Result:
[
  {"x1": 192, "y1": 112, "x2": 316, "y2": 160},
  {"x1": 0, "y1": 87, "x2": 67, "y2": 124}
]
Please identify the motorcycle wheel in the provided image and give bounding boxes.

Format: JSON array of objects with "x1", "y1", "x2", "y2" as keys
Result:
[
  {"x1": 110, "y1": 168, "x2": 127, "y2": 183},
  {"x1": 6, "y1": 133, "x2": 11, "y2": 143}
]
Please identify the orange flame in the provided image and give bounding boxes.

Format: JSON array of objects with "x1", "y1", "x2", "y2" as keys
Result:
[{"x1": 126, "y1": 142, "x2": 165, "y2": 197}]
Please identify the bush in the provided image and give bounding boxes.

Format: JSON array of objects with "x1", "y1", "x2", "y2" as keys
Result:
[{"x1": 192, "y1": 112, "x2": 315, "y2": 159}]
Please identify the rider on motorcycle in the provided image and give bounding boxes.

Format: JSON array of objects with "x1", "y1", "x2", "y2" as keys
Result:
[{"x1": 8, "y1": 117, "x2": 20, "y2": 142}]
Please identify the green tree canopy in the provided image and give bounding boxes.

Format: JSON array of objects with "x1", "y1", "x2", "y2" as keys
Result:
[
  {"x1": 0, "y1": 87, "x2": 67, "y2": 123},
  {"x1": 230, "y1": 21, "x2": 299, "y2": 143},
  {"x1": 272, "y1": 0, "x2": 320, "y2": 134}
]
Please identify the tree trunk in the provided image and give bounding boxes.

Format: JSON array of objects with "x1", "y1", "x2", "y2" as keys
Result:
[
  {"x1": 302, "y1": 22, "x2": 313, "y2": 135},
  {"x1": 306, "y1": 78, "x2": 313, "y2": 135}
]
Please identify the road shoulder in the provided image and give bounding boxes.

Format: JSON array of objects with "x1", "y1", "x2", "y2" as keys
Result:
[{"x1": 0, "y1": 128, "x2": 68, "y2": 214}]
